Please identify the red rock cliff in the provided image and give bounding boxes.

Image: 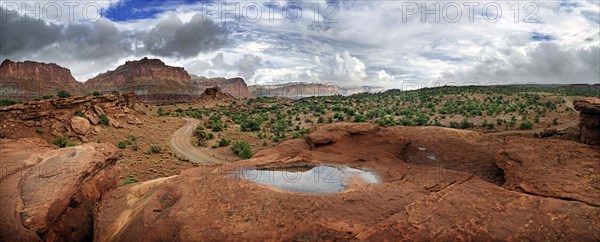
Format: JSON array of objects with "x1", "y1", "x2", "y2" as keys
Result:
[
  {"x1": 191, "y1": 75, "x2": 250, "y2": 99},
  {"x1": 84, "y1": 58, "x2": 196, "y2": 103},
  {"x1": 0, "y1": 59, "x2": 84, "y2": 100}
]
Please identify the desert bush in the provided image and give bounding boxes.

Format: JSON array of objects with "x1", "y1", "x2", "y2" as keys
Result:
[
  {"x1": 194, "y1": 126, "x2": 214, "y2": 146},
  {"x1": 119, "y1": 177, "x2": 138, "y2": 186},
  {"x1": 93, "y1": 91, "x2": 101, "y2": 96},
  {"x1": 218, "y1": 138, "x2": 231, "y2": 147},
  {"x1": 57, "y1": 90, "x2": 71, "y2": 98},
  {"x1": 519, "y1": 120, "x2": 533, "y2": 130},
  {"x1": 42, "y1": 94, "x2": 55, "y2": 99},
  {"x1": 148, "y1": 145, "x2": 162, "y2": 154},
  {"x1": 52, "y1": 136, "x2": 78, "y2": 148},
  {"x1": 206, "y1": 115, "x2": 224, "y2": 132},
  {"x1": 0, "y1": 98, "x2": 23, "y2": 106},
  {"x1": 231, "y1": 140, "x2": 253, "y2": 159},
  {"x1": 35, "y1": 128, "x2": 44, "y2": 134},
  {"x1": 241, "y1": 119, "x2": 261, "y2": 132},
  {"x1": 98, "y1": 114, "x2": 110, "y2": 125},
  {"x1": 117, "y1": 140, "x2": 127, "y2": 149}
]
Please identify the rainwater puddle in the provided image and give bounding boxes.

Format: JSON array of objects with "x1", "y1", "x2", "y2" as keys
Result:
[{"x1": 240, "y1": 165, "x2": 380, "y2": 194}]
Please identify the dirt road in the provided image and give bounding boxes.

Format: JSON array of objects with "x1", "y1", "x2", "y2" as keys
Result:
[{"x1": 170, "y1": 118, "x2": 225, "y2": 164}]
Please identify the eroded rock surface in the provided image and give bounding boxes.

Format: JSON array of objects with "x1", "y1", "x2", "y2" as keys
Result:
[
  {"x1": 574, "y1": 97, "x2": 600, "y2": 145},
  {"x1": 95, "y1": 123, "x2": 600, "y2": 241},
  {"x1": 0, "y1": 138, "x2": 120, "y2": 242},
  {"x1": 0, "y1": 59, "x2": 84, "y2": 100},
  {"x1": 85, "y1": 58, "x2": 196, "y2": 103}
]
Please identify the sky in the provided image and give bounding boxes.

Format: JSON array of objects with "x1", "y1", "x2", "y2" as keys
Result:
[{"x1": 0, "y1": 0, "x2": 599, "y2": 89}]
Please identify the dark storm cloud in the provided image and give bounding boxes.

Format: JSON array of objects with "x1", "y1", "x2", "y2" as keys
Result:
[
  {"x1": 0, "y1": 8, "x2": 229, "y2": 60},
  {"x1": 0, "y1": 7, "x2": 61, "y2": 56},
  {"x1": 142, "y1": 13, "x2": 229, "y2": 58}
]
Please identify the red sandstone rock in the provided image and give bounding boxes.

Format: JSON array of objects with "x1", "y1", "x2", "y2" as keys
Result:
[
  {"x1": 191, "y1": 75, "x2": 250, "y2": 99},
  {"x1": 85, "y1": 58, "x2": 197, "y2": 103},
  {"x1": 94, "y1": 124, "x2": 600, "y2": 241},
  {"x1": 0, "y1": 59, "x2": 84, "y2": 100},
  {"x1": 0, "y1": 138, "x2": 120, "y2": 242},
  {"x1": 574, "y1": 97, "x2": 600, "y2": 145}
]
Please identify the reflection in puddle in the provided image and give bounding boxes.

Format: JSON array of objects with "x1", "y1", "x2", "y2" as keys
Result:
[{"x1": 240, "y1": 165, "x2": 380, "y2": 194}]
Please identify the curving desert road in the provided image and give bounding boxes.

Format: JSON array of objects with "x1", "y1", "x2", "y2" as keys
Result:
[{"x1": 170, "y1": 118, "x2": 225, "y2": 164}]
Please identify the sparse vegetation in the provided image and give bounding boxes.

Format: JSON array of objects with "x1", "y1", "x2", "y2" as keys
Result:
[
  {"x1": 52, "y1": 136, "x2": 78, "y2": 148},
  {"x1": 57, "y1": 90, "x2": 71, "y2": 98},
  {"x1": 119, "y1": 177, "x2": 138, "y2": 186},
  {"x1": 98, "y1": 114, "x2": 110, "y2": 125},
  {"x1": 148, "y1": 145, "x2": 162, "y2": 154},
  {"x1": 231, "y1": 140, "x2": 253, "y2": 159},
  {"x1": 0, "y1": 98, "x2": 23, "y2": 106}
]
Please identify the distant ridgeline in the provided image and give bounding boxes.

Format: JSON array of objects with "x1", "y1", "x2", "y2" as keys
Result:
[
  {"x1": 384, "y1": 84, "x2": 600, "y2": 98},
  {"x1": 249, "y1": 83, "x2": 385, "y2": 99},
  {"x1": 0, "y1": 58, "x2": 250, "y2": 103}
]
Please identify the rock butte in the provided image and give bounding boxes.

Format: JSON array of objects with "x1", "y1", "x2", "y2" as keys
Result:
[{"x1": 0, "y1": 58, "x2": 250, "y2": 103}]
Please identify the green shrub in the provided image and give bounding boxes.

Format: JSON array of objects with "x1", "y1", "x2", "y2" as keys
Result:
[
  {"x1": 52, "y1": 136, "x2": 78, "y2": 148},
  {"x1": 131, "y1": 145, "x2": 139, "y2": 151},
  {"x1": 119, "y1": 177, "x2": 138, "y2": 186},
  {"x1": 519, "y1": 120, "x2": 533, "y2": 130},
  {"x1": 98, "y1": 114, "x2": 110, "y2": 125},
  {"x1": 148, "y1": 145, "x2": 162, "y2": 154},
  {"x1": 42, "y1": 94, "x2": 55, "y2": 100},
  {"x1": 0, "y1": 98, "x2": 23, "y2": 106},
  {"x1": 117, "y1": 140, "x2": 127, "y2": 149},
  {"x1": 35, "y1": 128, "x2": 44, "y2": 134},
  {"x1": 231, "y1": 140, "x2": 253, "y2": 159},
  {"x1": 450, "y1": 121, "x2": 460, "y2": 129},
  {"x1": 130, "y1": 135, "x2": 137, "y2": 141},
  {"x1": 460, "y1": 118, "x2": 473, "y2": 129},
  {"x1": 57, "y1": 90, "x2": 71, "y2": 98},
  {"x1": 206, "y1": 115, "x2": 224, "y2": 132},
  {"x1": 218, "y1": 138, "x2": 231, "y2": 147},
  {"x1": 194, "y1": 126, "x2": 214, "y2": 146},
  {"x1": 93, "y1": 91, "x2": 101, "y2": 96},
  {"x1": 262, "y1": 140, "x2": 268, "y2": 146},
  {"x1": 76, "y1": 111, "x2": 85, "y2": 118},
  {"x1": 241, "y1": 119, "x2": 261, "y2": 132}
]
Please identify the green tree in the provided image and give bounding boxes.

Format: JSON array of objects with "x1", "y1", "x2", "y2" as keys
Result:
[{"x1": 57, "y1": 90, "x2": 71, "y2": 98}]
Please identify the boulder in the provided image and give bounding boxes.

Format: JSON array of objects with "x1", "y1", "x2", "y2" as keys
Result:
[
  {"x1": 306, "y1": 122, "x2": 380, "y2": 146},
  {"x1": 574, "y1": 97, "x2": 600, "y2": 145},
  {"x1": 70, "y1": 116, "x2": 90, "y2": 135},
  {"x1": 0, "y1": 138, "x2": 120, "y2": 242},
  {"x1": 110, "y1": 120, "x2": 123, "y2": 129},
  {"x1": 127, "y1": 117, "x2": 142, "y2": 125}
]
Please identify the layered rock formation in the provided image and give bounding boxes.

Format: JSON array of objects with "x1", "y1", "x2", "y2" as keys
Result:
[
  {"x1": 0, "y1": 59, "x2": 84, "y2": 100},
  {"x1": 0, "y1": 93, "x2": 139, "y2": 140},
  {"x1": 94, "y1": 123, "x2": 600, "y2": 241},
  {"x1": 249, "y1": 82, "x2": 384, "y2": 99},
  {"x1": 574, "y1": 97, "x2": 600, "y2": 145},
  {"x1": 85, "y1": 58, "x2": 196, "y2": 103},
  {"x1": 0, "y1": 138, "x2": 120, "y2": 242},
  {"x1": 197, "y1": 86, "x2": 235, "y2": 102},
  {"x1": 191, "y1": 75, "x2": 250, "y2": 99}
]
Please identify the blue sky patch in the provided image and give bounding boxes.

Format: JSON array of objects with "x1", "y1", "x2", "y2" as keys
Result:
[{"x1": 530, "y1": 32, "x2": 555, "y2": 41}]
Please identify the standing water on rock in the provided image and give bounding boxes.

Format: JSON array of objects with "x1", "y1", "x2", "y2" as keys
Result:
[{"x1": 239, "y1": 165, "x2": 380, "y2": 194}]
